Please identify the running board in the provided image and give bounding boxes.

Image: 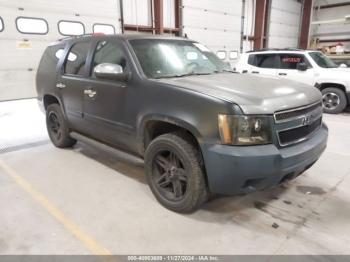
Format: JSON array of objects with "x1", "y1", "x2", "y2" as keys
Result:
[{"x1": 69, "y1": 131, "x2": 143, "y2": 161}]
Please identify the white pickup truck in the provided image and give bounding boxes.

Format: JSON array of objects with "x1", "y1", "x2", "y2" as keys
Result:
[{"x1": 235, "y1": 49, "x2": 350, "y2": 114}]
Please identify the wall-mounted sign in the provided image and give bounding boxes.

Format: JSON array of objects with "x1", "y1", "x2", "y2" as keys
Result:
[{"x1": 17, "y1": 41, "x2": 32, "y2": 49}]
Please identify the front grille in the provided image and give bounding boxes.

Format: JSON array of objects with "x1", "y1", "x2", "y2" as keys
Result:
[
  {"x1": 274, "y1": 101, "x2": 323, "y2": 146},
  {"x1": 275, "y1": 102, "x2": 322, "y2": 122},
  {"x1": 278, "y1": 118, "x2": 322, "y2": 146}
]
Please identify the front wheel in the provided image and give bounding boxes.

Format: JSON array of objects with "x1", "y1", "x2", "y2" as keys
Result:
[
  {"x1": 322, "y1": 87, "x2": 347, "y2": 114},
  {"x1": 144, "y1": 133, "x2": 208, "y2": 213},
  {"x1": 46, "y1": 104, "x2": 77, "y2": 148}
]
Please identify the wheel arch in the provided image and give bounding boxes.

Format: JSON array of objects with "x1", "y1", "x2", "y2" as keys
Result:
[
  {"x1": 138, "y1": 114, "x2": 203, "y2": 155},
  {"x1": 316, "y1": 82, "x2": 349, "y2": 104}
]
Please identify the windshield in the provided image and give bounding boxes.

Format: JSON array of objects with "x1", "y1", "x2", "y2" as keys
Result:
[
  {"x1": 309, "y1": 52, "x2": 338, "y2": 68},
  {"x1": 129, "y1": 39, "x2": 232, "y2": 79}
]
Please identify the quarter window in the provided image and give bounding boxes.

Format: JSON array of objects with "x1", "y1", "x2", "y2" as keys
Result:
[
  {"x1": 58, "y1": 21, "x2": 85, "y2": 36},
  {"x1": 91, "y1": 40, "x2": 127, "y2": 77},
  {"x1": 64, "y1": 42, "x2": 90, "y2": 76},
  {"x1": 216, "y1": 51, "x2": 226, "y2": 60},
  {"x1": 93, "y1": 24, "x2": 115, "y2": 35},
  {"x1": 16, "y1": 17, "x2": 48, "y2": 34},
  {"x1": 0, "y1": 17, "x2": 4, "y2": 32},
  {"x1": 229, "y1": 51, "x2": 238, "y2": 60}
]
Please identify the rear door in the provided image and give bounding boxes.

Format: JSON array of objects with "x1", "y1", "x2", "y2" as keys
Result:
[
  {"x1": 276, "y1": 53, "x2": 316, "y2": 85},
  {"x1": 247, "y1": 54, "x2": 279, "y2": 77},
  {"x1": 57, "y1": 40, "x2": 91, "y2": 131}
]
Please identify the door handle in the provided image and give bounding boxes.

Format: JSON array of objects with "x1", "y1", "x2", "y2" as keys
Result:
[
  {"x1": 84, "y1": 89, "x2": 97, "y2": 98},
  {"x1": 279, "y1": 73, "x2": 287, "y2": 76},
  {"x1": 56, "y1": 83, "x2": 66, "y2": 89},
  {"x1": 252, "y1": 71, "x2": 259, "y2": 74}
]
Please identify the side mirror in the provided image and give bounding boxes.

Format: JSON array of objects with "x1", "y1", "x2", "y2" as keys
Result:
[
  {"x1": 94, "y1": 63, "x2": 129, "y2": 81},
  {"x1": 297, "y1": 62, "x2": 308, "y2": 71},
  {"x1": 339, "y1": 63, "x2": 348, "y2": 68}
]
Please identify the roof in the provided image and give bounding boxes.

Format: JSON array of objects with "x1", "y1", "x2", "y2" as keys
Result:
[
  {"x1": 57, "y1": 33, "x2": 192, "y2": 43},
  {"x1": 245, "y1": 48, "x2": 320, "y2": 55}
]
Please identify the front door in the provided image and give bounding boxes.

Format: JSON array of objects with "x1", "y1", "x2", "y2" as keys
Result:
[
  {"x1": 82, "y1": 39, "x2": 133, "y2": 149},
  {"x1": 276, "y1": 53, "x2": 316, "y2": 86}
]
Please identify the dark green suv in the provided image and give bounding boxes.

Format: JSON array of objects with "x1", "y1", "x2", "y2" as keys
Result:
[{"x1": 37, "y1": 35, "x2": 328, "y2": 213}]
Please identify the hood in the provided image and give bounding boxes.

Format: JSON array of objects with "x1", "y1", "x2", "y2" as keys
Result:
[
  {"x1": 318, "y1": 67, "x2": 350, "y2": 83},
  {"x1": 157, "y1": 73, "x2": 322, "y2": 114},
  {"x1": 329, "y1": 67, "x2": 350, "y2": 73}
]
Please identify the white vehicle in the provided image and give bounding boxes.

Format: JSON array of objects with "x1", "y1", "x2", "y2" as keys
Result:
[{"x1": 235, "y1": 49, "x2": 350, "y2": 114}]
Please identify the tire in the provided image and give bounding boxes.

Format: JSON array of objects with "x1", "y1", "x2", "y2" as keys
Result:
[
  {"x1": 322, "y1": 87, "x2": 347, "y2": 114},
  {"x1": 46, "y1": 104, "x2": 77, "y2": 148},
  {"x1": 144, "y1": 132, "x2": 208, "y2": 213}
]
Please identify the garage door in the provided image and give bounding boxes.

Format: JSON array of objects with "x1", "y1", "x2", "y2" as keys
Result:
[
  {"x1": 0, "y1": 0, "x2": 121, "y2": 101},
  {"x1": 182, "y1": 0, "x2": 242, "y2": 65},
  {"x1": 268, "y1": 0, "x2": 302, "y2": 48}
]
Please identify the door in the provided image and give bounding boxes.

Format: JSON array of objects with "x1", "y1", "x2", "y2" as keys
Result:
[
  {"x1": 57, "y1": 40, "x2": 91, "y2": 131},
  {"x1": 276, "y1": 54, "x2": 316, "y2": 86},
  {"x1": 248, "y1": 54, "x2": 279, "y2": 77},
  {"x1": 82, "y1": 39, "x2": 133, "y2": 148}
]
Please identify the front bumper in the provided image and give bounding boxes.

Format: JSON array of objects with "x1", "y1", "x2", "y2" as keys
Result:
[{"x1": 201, "y1": 124, "x2": 328, "y2": 195}]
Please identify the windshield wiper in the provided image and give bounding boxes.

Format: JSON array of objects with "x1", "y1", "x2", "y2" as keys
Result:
[{"x1": 154, "y1": 72, "x2": 212, "y2": 79}]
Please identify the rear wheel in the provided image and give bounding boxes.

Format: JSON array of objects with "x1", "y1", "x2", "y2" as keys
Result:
[
  {"x1": 46, "y1": 104, "x2": 76, "y2": 148},
  {"x1": 144, "y1": 133, "x2": 208, "y2": 213},
  {"x1": 322, "y1": 87, "x2": 347, "y2": 114}
]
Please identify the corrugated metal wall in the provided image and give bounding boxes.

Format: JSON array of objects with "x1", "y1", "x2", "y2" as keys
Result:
[
  {"x1": 182, "y1": 0, "x2": 243, "y2": 63},
  {"x1": 0, "y1": 0, "x2": 121, "y2": 101},
  {"x1": 267, "y1": 0, "x2": 302, "y2": 48}
]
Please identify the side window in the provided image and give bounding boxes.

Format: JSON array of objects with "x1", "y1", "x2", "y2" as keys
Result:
[
  {"x1": 91, "y1": 40, "x2": 127, "y2": 78},
  {"x1": 248, "y1": 55, "x2": 256, "y2": 66},
  {"x1": 0, "y1": 17, "x2": 4, "y2": 32},
  {"x1": 64, "y1": 42, "x2": 90, "y2": 76},
  {"x1": 58, "y1": 20, "x2": 85, "y2": 36},
  {"x1": 216, "y1": 51, "x2": 226, "y2": 60},
  {"x1": 256, "y1": 54, "x2": 278, "y2": 69},
  {"x1": 93, "y1": 24, "x2": 115, "y2": 35},
  {"x1": 16, "y1": 17, "x2": 48, "y2": 34},
  {"x1": 279, "y1": 54, "x2": 310, "y2": 69}
]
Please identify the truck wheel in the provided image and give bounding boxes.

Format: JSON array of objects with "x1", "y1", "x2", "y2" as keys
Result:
[
  {"x1": 46, "y1": 104, "x2": 77, "y2": 148},
  {"x1": 322, "y1": 88, "x2": 347, "y2": 114},
  {"x1": 144, "y1": 133, "x2": 208, "y2": 213}
]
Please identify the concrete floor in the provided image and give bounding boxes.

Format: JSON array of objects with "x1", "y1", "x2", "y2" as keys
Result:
[{"x1": 1, "y1": 99, "x2": 350, "y2": 255}]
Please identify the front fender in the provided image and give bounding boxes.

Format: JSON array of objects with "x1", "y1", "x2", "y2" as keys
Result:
[{"x1": 136, "y1": 113, "x2": 203, "y2": 154}]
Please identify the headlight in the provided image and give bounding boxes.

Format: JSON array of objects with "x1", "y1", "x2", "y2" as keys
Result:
[{"x1": 218, "y1": 114, "x2": 272, "y2": 145}]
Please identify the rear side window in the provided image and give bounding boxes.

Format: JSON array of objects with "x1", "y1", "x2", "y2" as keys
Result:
[
  {"x1": 91, "y1": 40, "x2": 127, "y2": 77},
  {"x1": 16, "y1": 17, "x2": 48, "y2": 34},
  {"x1": 58, "y1": 20, "x2": 85, "y2": 36},
  {"x1": 279, "y1": 54, "x2": 310, "y2": 69},
  {"x1": 38, "y1": 45, "x2": 65, "y2": 76},
  {"x1": 64, "y1": 42, "x2": 90, "y2": 76},
  {"x1": 255, "y1": 54, "x2": 279, "y2": 69},
  {"x1": 0, "y1": 17, "x2": 4, "y2": 32},
  {"x1": 93, "y1": 24, "x2": 115, "y2": 35}
]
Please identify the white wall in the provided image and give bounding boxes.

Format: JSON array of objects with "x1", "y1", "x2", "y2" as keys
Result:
[
  {"x1": 0, "y1": 0, "x2": 121, "y2": 101},
  {"x1": 182, "y1": 0, "x2": 243, "y2": 64},
  {"x1": 267, "y1": 0, "x2": 302, "y2": 48},
  {"x1": 123, "y1": 0, "x2": 152, "y2": 26}
]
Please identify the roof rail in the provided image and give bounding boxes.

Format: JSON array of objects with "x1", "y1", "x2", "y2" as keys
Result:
[
  {"x1": 57, "y1": 33, "x2": 107, "y2": 41},
  {"x1": 246, "y1": 48, "x2": 305, "y2": 53}
]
